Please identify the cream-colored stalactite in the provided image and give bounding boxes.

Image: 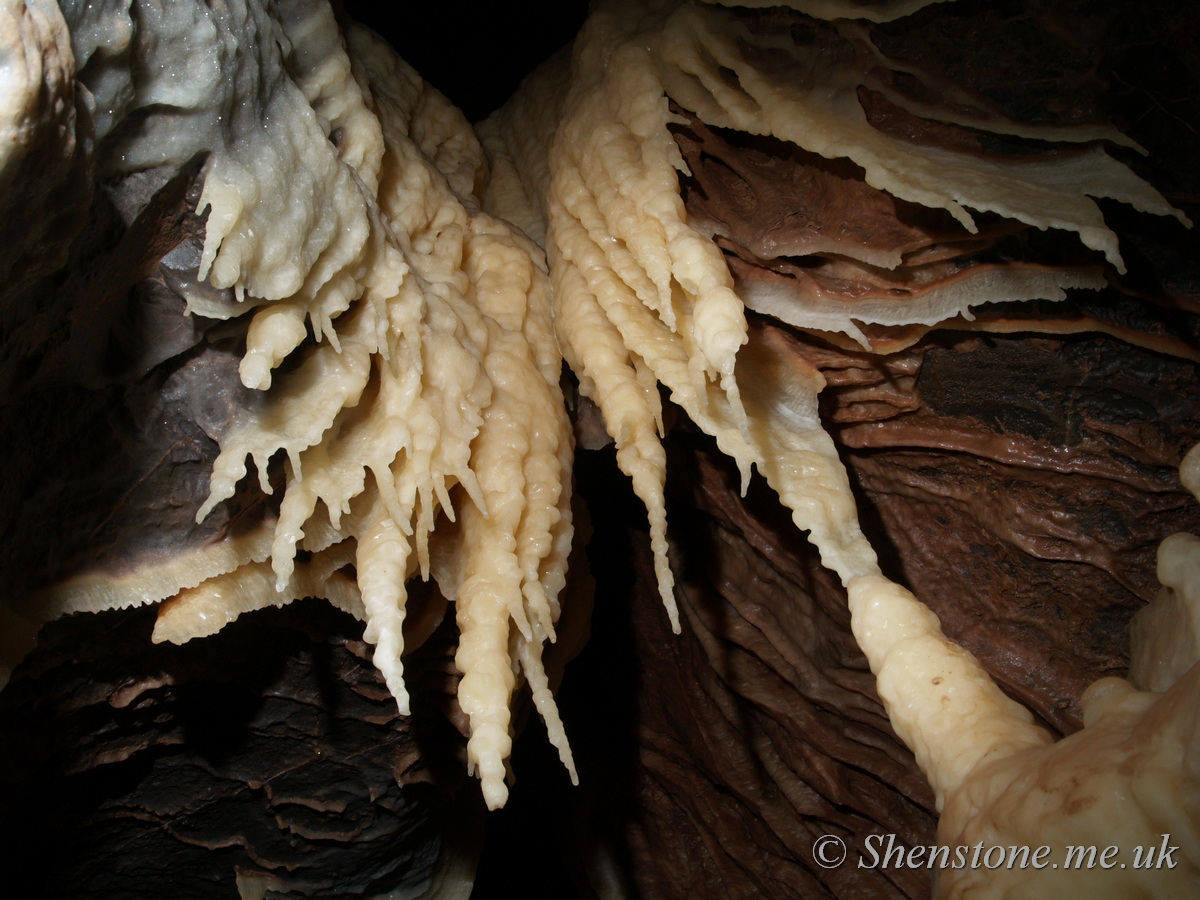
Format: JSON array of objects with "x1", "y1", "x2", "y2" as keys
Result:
[
  {"x1": 846, "y1": 454, "x2": 1200, "y2": 898},
  {"x1": 463, "y1": 223, "x2": 570, "y2": 641},
  {"x1": 554, "y1": 177, "x2": 882, "y2": 586},
  {"x1": 536, "y1": 0, "x2": 888, "y2": 602},
  {"x1": 181, "y1": 41, "x2": 576, "y2": 810},
  {"x1": 201, "y1": 20, "x2": 575, "y2": 805},
  {"x1": 57, "y1": 0, "x2": 387, "y2": 390},
  {"x1": 198, "y1": 295, "x2": 381, "y2": 517},
  {"x1": 550, "y1": 115, "x2": 757, "y2": 615},
  {"x1": 549, "y1": 7, "x2": 751, "y2": 428},
  {"x1": 356, "y1": 495, "x2": 418, "y2": 712},
  {"x1": 553, "y1": 171, "x2": 881, "y2": 585},
  {"x1": 196, "y1": 2, "x2": 379, "y2": 376},
  {"x1": 553, "y1": 249, "x2": 679, "y2": 629},
  {"x1": 461, "y1": 215, "x2": 577, "y2": 806},
  {"x1": 450, "y1": 319, "x2": 576, "y2": 810},
  {"x1": 736, "y1": 328, "x2": 879, "y2": 579},
  {"x1": 198, "y1": 22, "x2": 577, "y2": 800},
  {"x1": 72, "y1": 0, "x2": 383, "y2": 382}
]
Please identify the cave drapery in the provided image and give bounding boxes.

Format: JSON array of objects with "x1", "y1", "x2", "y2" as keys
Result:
[{"x1": 1, "y1": 0, "x2": 1199, "y2": 898}]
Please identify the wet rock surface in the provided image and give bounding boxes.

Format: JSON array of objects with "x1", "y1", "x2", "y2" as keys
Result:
[
  {"x1": 1, "y1": 0, "x2": 1199, "y2": 898},
  {"x1": 559, "y1": 321, "x2": 1200, "y2": 899},
  {"x1": 539, "y1": 1, "x2": 1200, "y2": 896}
]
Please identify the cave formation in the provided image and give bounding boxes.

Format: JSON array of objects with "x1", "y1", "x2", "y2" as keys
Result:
[{"x1": 1, "y1": 1, "x2": 1199, "y2": 898}]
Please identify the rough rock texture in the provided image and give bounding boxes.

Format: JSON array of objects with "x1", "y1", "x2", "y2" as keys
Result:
[
  {"x1": 0, "y1": 158, "x2": 276, "y2": 604},
  {"x1": 572, "y1": 438, "x2": 938, "y2": 900},
  {"x1": 0, "y1": 599, "x2": 473, "y2": 899},
  {"x1": 2, "y1": 0, "x2": 1199, "y2": 898},
  {"x1": 674, "y1": 111, "x2": 1013, "y2": 266},
  {"x1": 530, "y1": 1, "x2": 1200, "y2": 897},
  {"x1": 826, "y1": 329, "x2": 1200, "y2": 732},
  {"x1": 558, "y1": 318, "x2": 1200, "y2": 900}
]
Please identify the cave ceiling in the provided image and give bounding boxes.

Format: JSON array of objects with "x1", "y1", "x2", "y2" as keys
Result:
[{"x1": 1, "y1": 0, "x2": 1199, "y2": 898}]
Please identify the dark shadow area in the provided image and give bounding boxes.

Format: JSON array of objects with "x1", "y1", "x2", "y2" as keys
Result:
[
  {"x1": 340, "y1": 2, "x2": 590, "y2": 123},
  {"x1": 0, "y1": 601, "x2": 461, "y2": 899},
  {"x1": 471, "y1": 444, "x2": 646, "y2": 899}
]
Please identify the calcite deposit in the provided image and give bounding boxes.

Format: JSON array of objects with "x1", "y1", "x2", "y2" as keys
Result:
[{"x1": 1, "y1": 0, "x2": 1198, "y2": 897}]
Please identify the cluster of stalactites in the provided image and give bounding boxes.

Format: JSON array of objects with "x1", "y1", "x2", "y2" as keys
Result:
[
  {"x1": 11, "y1": 0, "x2": 1198, "y2": 839},
  {"x1": 481, "y1": 0, "x2": 1186, "y2": 624},
  {"x1": 478, "y1": 0, "x2": 1199, "y2": 871},
  {"x1": 187, "y1": 19, "x2": 577, "y2": 812},
  {"x1": 25, "y1": 0, "x2": 578, "y2": 811},
  {"x1": 483, "y1": 0, "x2": 890, "y2": 628}
]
